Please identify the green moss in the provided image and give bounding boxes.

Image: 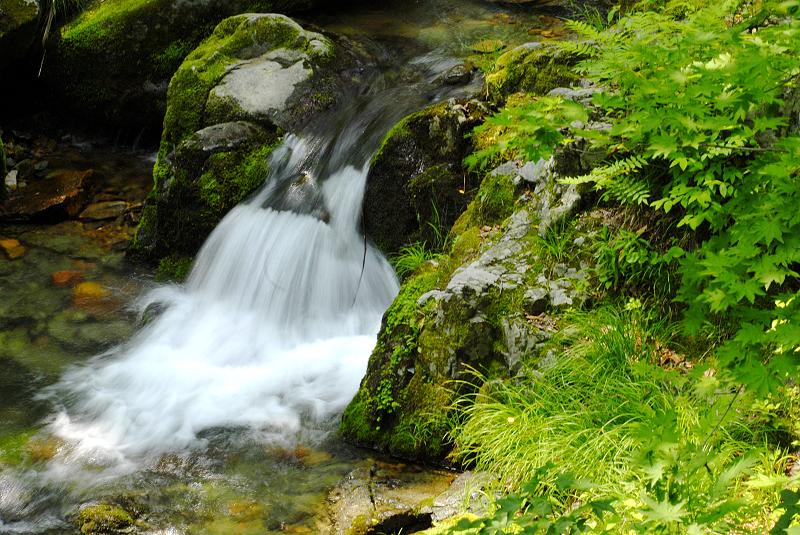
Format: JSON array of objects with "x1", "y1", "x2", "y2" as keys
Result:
[
  {"x1": 474, "y1": 173, "x2": 517, "y2": 226},
  {"x1": 486, "y1": 44, "x2": 581, "y2": 101},
  {"x1": 341, "y1": 270, "x2": 440, "y2": 449},
  {"x1": 75, "y1": 504, "x2": 134, "y2": 534},
  {"x1": 156, "y1": 255, "x2": 194, "y2": 282},
  {"x1": 0, "y1": 429, "x2": 37, "y2": 465}
]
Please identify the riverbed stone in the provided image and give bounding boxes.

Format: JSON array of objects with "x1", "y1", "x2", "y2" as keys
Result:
[
  {"x1": 79, "y1": 201, "x2": 129, "y2": 221},
  {"x1": 364, "y1": 98, "x2": 489, "y2": 256},
  {"x1": 130, "y1": 13, "x2": 363, "y2": 261},
  {"x1": 74, "y1": 503, "x2": 134, "y2": 535},
  {"x1": 323, "y1": 460, "x2": 455, "y2": 535},
  {"x1": 0, "y1": 169, "x2": 94, "y2": 221}
]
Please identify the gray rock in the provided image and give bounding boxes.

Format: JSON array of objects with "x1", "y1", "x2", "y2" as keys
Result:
[{"x1": 430, "y1": 471, "x2": 495, "y2": 522}]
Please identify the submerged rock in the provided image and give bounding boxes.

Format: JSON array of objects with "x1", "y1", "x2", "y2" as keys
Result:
[
  {"x1": 130, "y1": 13, "x2": 365, "y2": 261},
  {"x1": 74, "y1": 503, "x2": 134, "y2": 534},
  {"x1": 0, "y1": 169, "x2": 94, "y2": 221},
  {"x1": 364, "y1": 99, "x2": 488, "y2": 256},
  {"x1": 43, "y1": 0, "x2": 333, "y2": 129},
  {"x1": 324, "y1": 460, "x2": 455, "y2": 535}
]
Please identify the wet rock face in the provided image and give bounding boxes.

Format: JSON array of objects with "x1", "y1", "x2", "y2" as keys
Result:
[
  {"x1": 130, "y1": 14, "x2": 371, "y2": 262},
  {"x1": 0, "y1": 169, "x2": 94, "y2": 221},
  {"x1": 364, "y1": 99, "x2": 488, "y2": 256},
  {"x1": 42, "y1": 0, "x2": 335, "y2": 130}
]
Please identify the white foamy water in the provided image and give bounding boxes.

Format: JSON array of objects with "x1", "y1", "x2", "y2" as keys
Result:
[{"x1": 44, "y1": 136, "x2": 399, "y2": 472}]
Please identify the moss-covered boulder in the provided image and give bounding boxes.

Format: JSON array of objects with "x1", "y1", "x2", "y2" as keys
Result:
[
  {"x1": 130, "y1": 13, "x2": 369, "y2": 261},
  {"x1": 364, "y1": 99, "x2": 489, "y2": 256},
  {"x1": 74, "y1": 503, "x2": 134, "y2": 534},
  {"x1": 342, "y1": 153, "x2": 589, "y2": 462},
  {"x1": 0, "y1": 0, "x2": 40, "y2": 72},
  {"x1": 42, "y1": 0, "x2": 328, "y2": 129},
  {"x1": 485, "y1": 42, "x2": 581, "y2": 101}
]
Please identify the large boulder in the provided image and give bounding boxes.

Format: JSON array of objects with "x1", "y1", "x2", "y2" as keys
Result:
[
  {"x1": 342, "y1": 149, "x2": 590, "y2": 462},
  {"x1": 129, "y1": 13, "x2": 369, "y2": 262},
  {"x1": 42, "y1": 0, "x2": 330, "y2": 130},
  {"x1": 0, "y1": 0, "x2": 40, "y2": 72},
  {"x1": 364, "y1": 99, "x2": 488, "y2": 256}
]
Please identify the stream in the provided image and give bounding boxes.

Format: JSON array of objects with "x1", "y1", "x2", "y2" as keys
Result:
[{"x1": 0, "y1": 1, "x2": 556, "y2": 533}]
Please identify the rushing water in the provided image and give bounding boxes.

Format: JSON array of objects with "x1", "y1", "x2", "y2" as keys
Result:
[{"x1": 0, "y1": 1, "x2": 554, "y2": 532}]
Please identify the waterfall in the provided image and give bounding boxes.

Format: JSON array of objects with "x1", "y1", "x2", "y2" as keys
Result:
[{"x1": 44, "y1": 133, "x2": 399, "y2": 473}]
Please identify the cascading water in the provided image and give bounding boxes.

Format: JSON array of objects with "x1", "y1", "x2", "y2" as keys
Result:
[
  {"x1": 39, "y1": 52, "x2": 480, "y2": 478},
  {"x1": 45, "y1": 141, "x2": 398, "y2": 474}
]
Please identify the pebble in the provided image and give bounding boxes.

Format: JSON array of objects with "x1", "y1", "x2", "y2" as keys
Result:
[
  {"x1": 0, "y1": 238, "x2": 26, "y2": 259},
  {"x1": 73, "y1": 281, "x2": 110, "y2": 300},
  {"x1": 52, "y1": 270, "x2": 85, "y2": 287},
  {"x1": 79, "y1": 201, "x2": 128, "y2": 221},
  {"x1": 5, "y1": 169, "x2": 17, "y2": 190}
]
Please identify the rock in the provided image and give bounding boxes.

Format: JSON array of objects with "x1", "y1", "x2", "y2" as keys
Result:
[
  {"x1": 343, "y1": 151, "x2": 590, "y2": 461},
  {"x1": 485, "y1": 42, "x2": 581, "y2": 100},
  {"x1": 441, "y1": 63, "x2": 474, "y2": 86},
  {"x1": 324, "y1": 461, "x2": 455, "y2": 535},
  {"x1": 72, "y1": 281, "x2": 109, "y2": 299},
  {"x1": 0, "y1": 0, "x2": 40, "y2": 72},
  {"x1": 79, "y1": 201, "x2": 128, "y2": 221},
  {"x1": 364, "y1": 99, "x2": 488, "y2": 255},
  {"x1": 0, "y1": 169, "x2": 93, "y2": 221},
  {"x1": 0, "y1": 237, "x2": 25, "y2": 259},
  {"x1": 130, "y1": 14, "x2": 370, "y2": 262},
  {"x1": 430, "y1": 471, "x2": 494, "y2": 522},
  {"x1": 13, "y1": 159, "x2": 33, "y2": 181},
  {"x1": 4, "y1": 170, "x2": 15, "y2": 191},
  {"x1": 470, "y1": 39, "x2": 505, "y2": 54},
  {"x1": 43, "y1": 0, "x2": 331, "y2": 130},
  {"x1": 74, "y1": 503, "x2": 134, "y2": 534},
  {"x1": 51, "y1": 270, "x2": 84, "y2": 287}
]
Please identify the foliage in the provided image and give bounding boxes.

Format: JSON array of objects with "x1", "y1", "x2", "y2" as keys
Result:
[
  {"x1": 448, "y1": 464, "x2": 615, "y2": 534},
  {"x1": 592, "y1": 226, "x2": 684, "y2": 295},
  {"x1": 451, "y1": 307, "x2": 681, "y2": 490},
  {"x1": 465, "y1": 97, "x2": 587, "y2": 171},
  {"x1": 469, "y1": 0, "x2": 800, "y2": 394}
]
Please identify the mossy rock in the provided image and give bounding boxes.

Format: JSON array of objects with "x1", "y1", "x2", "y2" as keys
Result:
[
  {"x1": 129, "y1": 13, "x2": 358, "y2": 261},
  {"x1": 43, "y1": 0, "x2": 325, "y2": 129},
  {"x1": 343, "y1": 156, "x2": 589, "y2": 462},
  {"x1": 74, "y1": 503, "x2": 134, "y2": 534},
  {"x1": 485, "y1": 42, "x2": 581, "y2": 101},
  {"x1": 0, "y1": 0, "x2": 40, "y2": 72},
  {"x1": 364, "y1": 99, "x2": 489, "y2": 256}
]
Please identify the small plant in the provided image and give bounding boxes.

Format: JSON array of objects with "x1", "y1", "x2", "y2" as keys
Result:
[
  {"x1": 447, "y1": 464, "x2": 615, "y2": 534},
  {"x1": 391, "y1": 242, "x2": 440, "y2": 279}
]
